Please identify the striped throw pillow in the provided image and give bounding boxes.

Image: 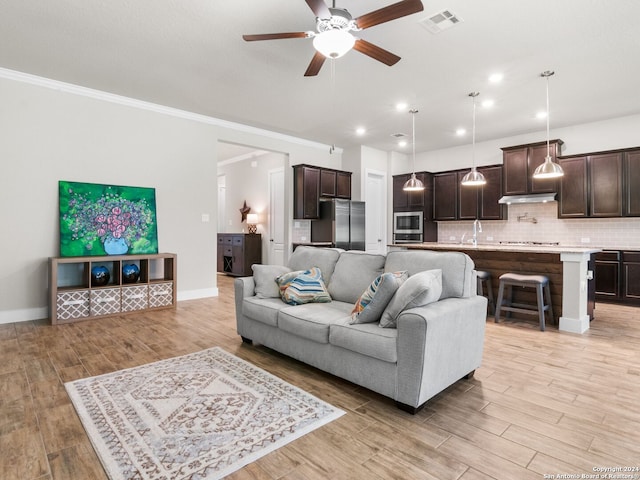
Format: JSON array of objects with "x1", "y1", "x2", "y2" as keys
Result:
[
  {"x1": 350, "y1": 271, "x2": 408, "y2": 324},
  {"x1": 279, "y1": 267, "x2": 331, "y2": 305}
]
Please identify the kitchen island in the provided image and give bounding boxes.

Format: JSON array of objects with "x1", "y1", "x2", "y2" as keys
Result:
[{"x1": 392, "y1": 242, "x2": 601, "y2": 334}]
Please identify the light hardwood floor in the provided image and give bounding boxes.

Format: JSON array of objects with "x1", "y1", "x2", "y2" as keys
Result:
[{"x1": 2, "y1": 274, "x2": 640, "y2": 480}]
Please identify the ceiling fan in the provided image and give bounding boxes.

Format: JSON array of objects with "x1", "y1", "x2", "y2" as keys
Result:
[{"x1": 242, "y1": 0, "x2": 424, "y2": 76}]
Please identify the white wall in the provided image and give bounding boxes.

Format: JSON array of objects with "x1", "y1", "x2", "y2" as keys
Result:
[
  {"x1": 415, "y1": 113, "x2": 640, "y2": 173},
  {"x1": 0, "y1": 72, "x2": 340, "y2": 323}
]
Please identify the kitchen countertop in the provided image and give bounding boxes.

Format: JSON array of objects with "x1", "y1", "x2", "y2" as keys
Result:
[{"x1": 394, "y1": 242, "x2": 601, "y2": 255}]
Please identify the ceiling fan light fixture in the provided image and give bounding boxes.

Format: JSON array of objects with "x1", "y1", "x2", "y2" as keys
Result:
[{"x1": 312, "y1": 29, "x2": 355, "y2": 58}]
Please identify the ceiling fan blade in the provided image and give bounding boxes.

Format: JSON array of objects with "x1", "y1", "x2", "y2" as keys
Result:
[
  {"x1": 305, "y1": 0, "x2": 331, "y2": 19},
  {"x1": 243, "y1": 32, "x2": 309, "y2": 41},
  {"x1": 304, "y1": 51, "x2": 327, "y2": 76},
  {"x1": 353, "y1": 39, "x2": 401, "y2": 66},
  {"x1": 355, "y1": 0, "x2": 424, "y2": 30}
]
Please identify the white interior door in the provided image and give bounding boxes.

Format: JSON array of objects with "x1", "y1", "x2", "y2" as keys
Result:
[
  {"x1": 269, "y1": 167, "x2": 285, "y2": 265},
  {"x1": 365, "y1": 170, "x2": 386, "y2": 253},
  {"x1": 217, "y1": 175, "x2": 226, "y2": 233}
]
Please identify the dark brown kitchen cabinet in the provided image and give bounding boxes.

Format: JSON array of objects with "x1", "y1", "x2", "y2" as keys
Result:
[
  {"x1": 457, "y1": 170, "x2": 479, "y2": 220},
  {"x1": 393, "y1": 173, "x2": 427, "y2": 211},
  {"x1": 622, "y1": 251, "x2": 640, "y2": 303},
  {"x1": 558, "y1": 152, "x2": 623, "y2": 218},
  {"x1": 294, "y1": 165, "x2": 320, "y2": 219},
  {"x1": 502, "y1": 140, "x2": 563, "y2": 195},
  {"x1": 294, "y1": 165, "x2": 352, "y2": 219},
  {"x1": 217, "y1": 234, "x2": 262, "y2": 276},
  {"x1": 336, "y1": 171, "x2": 351, "y2": 198},
  {"x1": 595, "y1": 251, "x2": 621, "y2": 302},
  {"x1": 320, "y1": 169, "x2": 337, "y2": 197},
  {"x1": 557, "y1": 156, "x2": 588, "y2": 217},
  {"x1": 624, "y1": 149, "x2": 640, "y2": 216},
  {"x1": 445, "y1": 166, "x2": 505, "y2": 221},
  {"x1": 433, "y1": 172, "x2": 458, "y2": 220},
  {"x1": 479, "y1": 165, "x2": 506, "y2": 220},
  {"x1": 590, "y1": 153, "x2": 622, "y2": 216}
]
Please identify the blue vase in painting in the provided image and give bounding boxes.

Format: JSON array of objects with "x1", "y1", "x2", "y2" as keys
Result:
[
  {"x1": 103, "y1": 236, "x2": 129, "y2": 255},
  {"x1": 122, "y1": 264, "x2": 140, "y2": 284},
  {"x1": 91, "y1": 265, "x2": 110, "y2": 287}
]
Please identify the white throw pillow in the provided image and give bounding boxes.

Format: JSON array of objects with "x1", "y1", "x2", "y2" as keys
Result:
[{"x1": 379, "y1": 269, "x2": 443, "y2": 328}]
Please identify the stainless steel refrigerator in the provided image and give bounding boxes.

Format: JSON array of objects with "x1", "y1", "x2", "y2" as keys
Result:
[{"x1": 311, "y1": 199, "x2": 365, "y2": 250}]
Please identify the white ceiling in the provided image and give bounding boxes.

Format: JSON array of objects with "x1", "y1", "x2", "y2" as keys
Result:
[{"x1": 2, "y1": 0, "x2": 640, "y2": 157}]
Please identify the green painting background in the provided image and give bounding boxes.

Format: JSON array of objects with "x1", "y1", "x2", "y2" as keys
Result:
[{"x1": 59, "y1": 181, "x2": 159, "y2": 257}]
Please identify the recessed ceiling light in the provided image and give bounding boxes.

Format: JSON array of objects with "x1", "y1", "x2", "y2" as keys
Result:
[
  {"x1": 456, "y1": 128, "x2": 466, "y2": 136},
  {"x1": 488, "y1": 73, "x2": 504, "y2": 83},
  {"x1": 398, "y1": 140, "x2": 408, "y2": 147},
  {"x1": 481, "y1": 99, "x2": 495, "y2": 108},
  {"x1": 396, "y1": 102, "x2": 408, "y2": 111},
  {"x1": 356, "y1": 126, "x2": 366, "y2": 135},
  {"x1": 536, "y1": 111, "x2": 548, "y2": 119}
]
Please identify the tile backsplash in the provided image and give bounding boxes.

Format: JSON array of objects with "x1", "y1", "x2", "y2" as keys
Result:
[
  {"x1": 437, "y1": 202, "x2": 640, "y2": 249},
  {"x1": 292, "y1": 220, "x2": 312, "y2": 243}
]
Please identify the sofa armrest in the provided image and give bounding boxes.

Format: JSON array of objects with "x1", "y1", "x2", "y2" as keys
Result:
[{"x1": 395, "y1": 296, "x2": 487, "y2": 408}]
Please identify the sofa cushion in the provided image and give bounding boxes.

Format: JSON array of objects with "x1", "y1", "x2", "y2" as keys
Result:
[
  {"x1": 278, "y1": 267, "x2": 332, "y2": 305},
  {"x1": 379, "y1": 269, "x2": 443, "y2": 328},
  {"x1": 278, "y1": 301, "x2": 353, "y2": 344},
  {"x1": 328, "y1": 251, "x2": 386, "y2": 304},
  {"x1": 385, "y1": 250, "x2": 474, "y2": 299},
  {"x1": 288, "y1": 246, "x2": 341, "y2": 285},
  {"x1": 252, "y1": 264, "x2": 291, "y2": 298},
  {"x1": 329, "y1": 323, "x2": 398, "y2": 363},
  {"x1": 242, "y1": 297, "x2": 289, "y2": 327},
  {"x1": 350, "y1": 271, "x2": 408, "y2": 324}
]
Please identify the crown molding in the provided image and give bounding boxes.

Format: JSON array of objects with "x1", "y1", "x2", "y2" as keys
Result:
[{"x1": 0, "y1": 67, "x2": 340, "y2": 153}]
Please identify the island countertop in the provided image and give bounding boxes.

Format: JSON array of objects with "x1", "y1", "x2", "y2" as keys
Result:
[
  {"x1": 391, "y1": 242, "x2": 598, "y2": 334},
  {"x1": 395, "y1": 242, "x2": 601, "y2": 255}
]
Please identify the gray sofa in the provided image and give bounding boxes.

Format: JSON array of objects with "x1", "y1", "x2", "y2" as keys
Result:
[{"x1": 234, "y1": 246, "x2": 487, "y2": 413}]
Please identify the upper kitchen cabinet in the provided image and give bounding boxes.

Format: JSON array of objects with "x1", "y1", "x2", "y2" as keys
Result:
[
  {"x1": 558, "y1": 151, "x2": 623, "y2": 218},
  {"x1": 435, "y1": 166, "x2": 505, "y2": 221},
  {"x1": 479, "y1": 165, "x2": 506, "y2": 220},
  {"x1": 320, "y1": 169, "x2": 352, "y2": 198},
  {"x1": 294, "y1": 164, "x2": 352, "y2": 219},
  {"x1": 433, "y1": 172, "x2": 458, "y2": 221},
  {"x1": 294, "y1": 165, "x2": 320, "y2": 219},
  {"x1": 502, "y1": 140, "x2": 563, "y2": 195},
  {"x1": 624, "y1": 149, "x2": 640, "y2": 216},
  {"x1": 393, "y1": 172, "x2": 429, "y2": 211}
]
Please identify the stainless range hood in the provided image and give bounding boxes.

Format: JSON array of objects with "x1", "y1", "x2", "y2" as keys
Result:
[{"x1": 498, "y1": 193, "x2": 557, "y2": 204}]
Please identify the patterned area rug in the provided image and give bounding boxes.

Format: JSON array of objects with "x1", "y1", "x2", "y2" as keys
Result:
[{"x1": 65, "y1": 347, "x2": 344, "y2": 480}]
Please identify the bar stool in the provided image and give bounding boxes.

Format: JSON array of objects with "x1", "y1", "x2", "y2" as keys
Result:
[
  {"x1": 476, "y1": 270, "x2": 494, "y2": 315},
  {"x1": 494, "y1": 273, "x2": 553, "y2": 331}
]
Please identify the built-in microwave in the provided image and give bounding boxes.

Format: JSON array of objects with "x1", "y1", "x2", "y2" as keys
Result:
[{"x1": 393, "y1": 211, "x2": 423, "y2": 235}]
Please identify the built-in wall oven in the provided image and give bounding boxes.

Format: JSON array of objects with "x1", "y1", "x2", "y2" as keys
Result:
[{"x1": 393, "y1": 211, "x2": 423, "y2": 243}]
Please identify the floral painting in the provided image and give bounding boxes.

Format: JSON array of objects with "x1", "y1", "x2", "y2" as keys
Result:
[{"x1": 59, "y1": 181, "x2": 158, "y2": 257}]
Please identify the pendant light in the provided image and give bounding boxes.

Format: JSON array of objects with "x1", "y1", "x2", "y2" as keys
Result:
[
  {"x1": 533, "y1": 70, "x2": 564, "y2": 179},
  {"x1": 403, "y1": 109, "x2": 425, "y2": 191},
  {"x1": 461, "y1": 92, "x2": 486, "y2": 186}
]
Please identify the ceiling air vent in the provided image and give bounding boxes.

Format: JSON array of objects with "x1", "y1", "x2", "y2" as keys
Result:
[{"x1": 420, "y1": 10, "x2": 463, "y2": 34}]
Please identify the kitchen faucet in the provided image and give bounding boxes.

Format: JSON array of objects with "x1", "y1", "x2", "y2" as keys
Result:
[{"x1": 472, "y1": 219, "x2": 482, "y2": 247}]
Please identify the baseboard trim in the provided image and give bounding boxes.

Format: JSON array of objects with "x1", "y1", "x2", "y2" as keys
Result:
[
  {"x1": 177, "y1": 288, "x2": 219, "y2": 301},
  {"x1": 0, "y1": 288, "x2": 219, "y2": 325},
  {"x1": 0, "y1": 307, "x2": 48, "y2": 325}
]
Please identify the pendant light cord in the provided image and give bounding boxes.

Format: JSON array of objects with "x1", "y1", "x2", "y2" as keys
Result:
[
  {"x1": 411, "y1": 109, "x2": 417, "y2": 172},
  {"x1": 542, "y1": 70, "x2": 554, "y2": 158}
]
